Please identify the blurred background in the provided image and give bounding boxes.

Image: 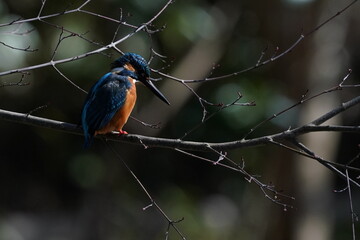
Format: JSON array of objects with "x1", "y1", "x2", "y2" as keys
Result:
[{"x1": 0, "y1": 0, "x2": 359, "y2": 239}]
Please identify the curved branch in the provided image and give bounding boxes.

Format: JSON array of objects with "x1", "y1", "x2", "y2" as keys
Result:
[
  {"x1": 0, "y1": 95, "x2": 359, "y2": 152},
  {"x1": 0, "y1": 0, "x2": 90, "y2": 28},
  {"x1": 0, "y1": 0, "x2": 174, "y2": 77},
  {"x1": 153, "y1": 35, "x2": 305, "y2": 83},
  {"x1": 153, "y1": 0, "x2": 358, "y2": 83}
]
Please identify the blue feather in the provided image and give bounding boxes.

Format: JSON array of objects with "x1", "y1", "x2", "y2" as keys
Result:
[
  {"x1": 81, "y1": 53, "x2": 162, "y2": 148},
  {"x1": 81, "y1": 70, "x2": 133, "y2": 148}
]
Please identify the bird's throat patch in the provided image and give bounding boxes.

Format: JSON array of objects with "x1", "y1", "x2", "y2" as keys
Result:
[{"x1": 124, "y1": 63, "x2": 136, "y2": 72}]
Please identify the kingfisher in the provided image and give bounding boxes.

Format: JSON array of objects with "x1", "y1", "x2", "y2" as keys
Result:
[{"x1": 81, "y1": 53, "x2": 170, "y2": 148}]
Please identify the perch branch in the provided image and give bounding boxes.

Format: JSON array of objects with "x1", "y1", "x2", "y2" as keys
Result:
[{"x1": 0, "y1": 95, "x2": 359, "y2": 152}]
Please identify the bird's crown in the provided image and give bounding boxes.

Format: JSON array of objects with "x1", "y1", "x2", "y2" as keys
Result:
[{"x1": 111, "y1": 53, "x2": 150, "y2": 78}]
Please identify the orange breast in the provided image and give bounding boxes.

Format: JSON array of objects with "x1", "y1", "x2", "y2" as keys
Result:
[{"x1": 95, "y1": 78, "x2": 137, "y2": 135}]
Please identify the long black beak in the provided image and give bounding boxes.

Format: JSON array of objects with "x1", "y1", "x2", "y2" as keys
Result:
[{"x1": 141, "y1": 78, "x2": 170, "y2": 105}]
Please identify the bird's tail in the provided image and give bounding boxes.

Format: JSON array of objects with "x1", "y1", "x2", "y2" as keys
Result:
[{"x1": 83, "y1": 134, "x2": 94, "y2": 148}]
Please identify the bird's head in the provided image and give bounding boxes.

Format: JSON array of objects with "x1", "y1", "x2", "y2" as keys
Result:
[{"x1": 111, "y1": 53, "x2": 170, "y2": 105}]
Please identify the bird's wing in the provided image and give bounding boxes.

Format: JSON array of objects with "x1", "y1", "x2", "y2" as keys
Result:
[{"x1": 81, "y1": 73, "x2": 129, "y2": 135}]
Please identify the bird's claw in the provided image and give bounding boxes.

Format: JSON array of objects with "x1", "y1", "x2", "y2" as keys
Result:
[{"x1": 118, "y1": 130, "x2": 128, "y2": 135}]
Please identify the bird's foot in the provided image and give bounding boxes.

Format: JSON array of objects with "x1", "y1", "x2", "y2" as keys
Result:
[{"x1": 118, "y1": 130, "x2": 128, "y2": 135}]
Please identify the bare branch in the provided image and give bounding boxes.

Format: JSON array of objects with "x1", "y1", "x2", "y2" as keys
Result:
[
  {"x1": 0, "y1": 0, "x2": 174, "y2": 77},
  {"x1": 1, "y1": 0, "x2": 359, "y2": 238},
  {"x1": 0, "y1": 94, "x2": 358, "y2": 153},
  {"x1": 129, "y1": 116, "x2": 162, "y2": 129},
  {"x1": 52, "y1": 65, "x2": 87, "y2": 94},
  {"x1": 152, "y1": 1, "x2": 359, "y2": 84},
  {"x1": 243, "y1": 70, "x2": 354, "y2": 139},
  {"x1": 175, "y1": 148, "x2": 295, "y2": 209},
  {"x1": 37, "y1": 0, "x2": 47, "y2": 18},
  {"x1": 305, "y1": 0, "x2": 358, "y2": 36},
  {"x1": 311, "y1": 95, "x2": 360, "y2": 126},
  {"x1": 181, "y1": 92, "x2": 255, "y2": 140},
  {"x1": 104, "y1": 141, "x2": 187, "y2": 240},
  {"x1": 0, "y1": 72, "x2": 30, "y2": 87},
  {"x1": 346, "y1": 169, "x2": 357, "y2": 240},
  {"x1": 0, "y1": 41, "x2": 38, "y2": 52},
  {"x1": 152, "y1": 35, "x2": 305, "y2": 83}
]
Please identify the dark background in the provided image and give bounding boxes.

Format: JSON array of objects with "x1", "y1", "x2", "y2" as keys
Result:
[{"x1": 0, "y1": 0, "x2": 359, "y2": 239}]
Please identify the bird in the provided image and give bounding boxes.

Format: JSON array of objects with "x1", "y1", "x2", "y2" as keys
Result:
[{"x1": 81, "y1": 53, "x2": 170, "y2": 148}]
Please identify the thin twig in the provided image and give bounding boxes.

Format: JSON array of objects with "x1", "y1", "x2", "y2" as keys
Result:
[
  {"x1": 0, "y1": 41, "x2": 38, "y2": 52},
  {"x1": 52, "y1": 65, "x2": 87, "y2": 94},
  {"x1": 152, "y1": 1, "x2": 359, "y2": 83},
  {"x1": 0, "y1": 72, "x2": 30, "y2": 87},
  {"x1": 243, "y1": 69, "x2": 353, "y2": 139},
  {"x1": 175, "y1": 148, "x2": 295, "y2": 209},
  {"x1": 0, "y1": 0, "x2": 174, "y2": 77},
  {"x1": 180, "y1": 92, "x2": 255, "y2": 140},
  {"x1": 346, "y1": 169, "x2": 356, "y2": 240},
  {"x1": 104, "y1": 140, "x2": 187, "y2": 240}
]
